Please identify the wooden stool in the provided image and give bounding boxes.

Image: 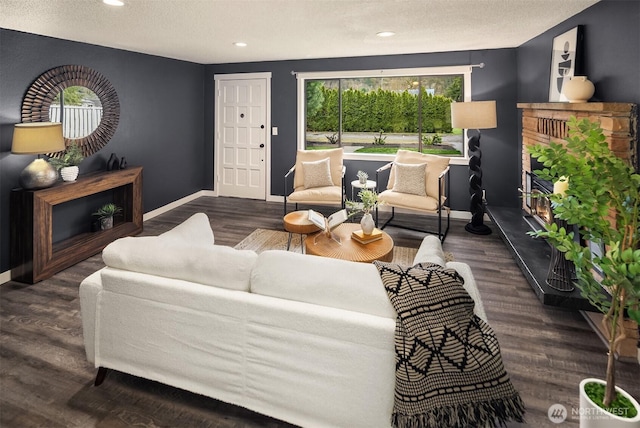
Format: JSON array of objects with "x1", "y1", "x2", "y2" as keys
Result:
[{"x1": 283, "y1": 211, "x2": 320, "y2": 252}]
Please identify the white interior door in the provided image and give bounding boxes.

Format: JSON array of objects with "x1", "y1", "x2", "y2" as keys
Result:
[{"x1": 215, "y1": 76, "x2": 269, "y2": 199}]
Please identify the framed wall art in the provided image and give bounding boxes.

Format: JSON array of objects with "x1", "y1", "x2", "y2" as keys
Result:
[{"x1": 548, "y1": 26, "x2": 584, "y2": 102}]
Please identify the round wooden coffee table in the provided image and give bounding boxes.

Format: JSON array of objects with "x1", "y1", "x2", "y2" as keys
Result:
[
  {"x1": 283, "y1": 210, "x2": 321, "y2": 251},
  {"x1": 305, "y1": 223, "x2": 394, "y2": 263}
]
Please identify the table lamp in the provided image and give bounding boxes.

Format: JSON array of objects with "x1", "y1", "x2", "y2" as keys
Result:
[
  {"x1": 450, "y1": 100, "x2": 497, "y2": 235},
  {"x1": 11, "y1": 122, "x2": 66, "y2": 189}
]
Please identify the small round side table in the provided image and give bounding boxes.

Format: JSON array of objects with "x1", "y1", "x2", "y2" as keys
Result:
[
  {"x1": 283, "y1": 210, "x2": 320, "y2": 252},
  {"x1": 351, "y1": 179, "x2": 377, "y2": 200}
]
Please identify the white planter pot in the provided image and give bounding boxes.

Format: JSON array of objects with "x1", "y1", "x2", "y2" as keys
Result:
[
  {"x1": 360, "y1": 212, "x2": 375, "y2": 235},
  {"x1": 562, "y1": 76, "x2": 595, "y2": 103},
  {"x1": 60, "y1": 166, "x2": 79, "y2": 182},
  {"x1": 579, "y1": 378, "x2": 640, "y2": 427}
]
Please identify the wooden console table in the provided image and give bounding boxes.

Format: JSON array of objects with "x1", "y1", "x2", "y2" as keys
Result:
[{"x1": 10, "y1": 167, "x2": 143, "y2": 283}]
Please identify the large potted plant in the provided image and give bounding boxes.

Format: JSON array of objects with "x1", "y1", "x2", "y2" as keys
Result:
[
  {"x1": 49, "y1": 142, "x2": 85, "y2": 181},
  {"x1": 529, "y1": 117, "x2": 640, "y2": 426}
]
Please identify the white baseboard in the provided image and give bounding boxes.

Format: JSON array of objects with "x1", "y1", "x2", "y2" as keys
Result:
[
  {"x1": 143, "y1": 190, "x2": 217, "y2": 221},
  {"x1": 0, "y1": 270, "x2": 11, "y2": 285},
  {"x1": 267, "y1": 194, "x2": 284, "y2": 203}
]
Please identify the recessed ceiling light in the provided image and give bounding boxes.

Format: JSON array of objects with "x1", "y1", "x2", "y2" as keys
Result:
[
  {"x1": 376, "y1": 31, "x2": 396, "y2": 38},
  {"x1": 234, "y1": 42, "x2": 247, "y2": 47},
  {"x1": 103, "y1": 0, "x2": 124, "y2": 6}
]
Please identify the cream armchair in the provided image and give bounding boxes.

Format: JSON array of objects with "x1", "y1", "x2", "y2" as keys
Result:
[
  {"x1": 284, "y1": 147, "x2": 346, "y2": 215},
  {"x1": 375, "y1": 150, "x2": 450, "y2": 242}
]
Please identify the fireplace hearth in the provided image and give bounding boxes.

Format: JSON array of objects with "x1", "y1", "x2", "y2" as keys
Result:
[{"x1": 487, "y1": 205, "x2": 591, "y2": 310}]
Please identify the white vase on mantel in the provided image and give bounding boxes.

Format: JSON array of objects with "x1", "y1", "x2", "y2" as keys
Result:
[{"x1": 562, "y1": 76, "x2": 595, "y2": 103}]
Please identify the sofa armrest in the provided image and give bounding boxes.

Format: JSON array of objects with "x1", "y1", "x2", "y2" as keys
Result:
[
  {"x1": 446, "y1": 261, "x2": 487, "y2": 322},
  {"x1": 79, "y1": 270, "x2": 103, "y2": 365},
  {"x1": 376, "y1": 162, "x2": 393, "y2": 174},
  {"x1": 375, "y1": 162, "x2": 393, "y2": 193},
  {"x1": 412, "y1": 235, "x2": 446, "y2": 266},
  {"x1": 438, "y1": 165, "x2": 451, "y2": 205},
  {"x1": 284, "y1": 164, "x2": 295, "y2": 178}
]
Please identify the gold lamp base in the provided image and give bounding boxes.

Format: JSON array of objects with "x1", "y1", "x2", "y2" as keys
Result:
[{"x1": 20, "y1": 158, "x2": 58, "y2": 189}]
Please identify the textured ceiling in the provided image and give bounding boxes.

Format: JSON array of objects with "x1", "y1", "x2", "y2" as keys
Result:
[{"x1": 0, "y1": 0, "x2": 599, "y2": 64}]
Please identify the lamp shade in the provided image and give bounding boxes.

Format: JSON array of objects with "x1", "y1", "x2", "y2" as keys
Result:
[
  {"x1": 11, "y1": 122, "x2": 65, "y2": 155},
  {"x1": 450, "y1": 101, "x2": 497, "y2": 130}
]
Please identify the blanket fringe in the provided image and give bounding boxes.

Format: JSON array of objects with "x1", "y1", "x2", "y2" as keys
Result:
[{"x1": 391, "y1": 393, "x2": 526, "y2": 428}]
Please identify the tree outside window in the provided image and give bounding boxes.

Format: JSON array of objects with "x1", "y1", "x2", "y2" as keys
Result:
[{"x1": 304, "y1": 74, "x2": 464, "y2": 156}]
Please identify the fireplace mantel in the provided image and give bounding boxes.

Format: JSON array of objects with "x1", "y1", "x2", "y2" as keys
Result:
[{"x1": 518, "y1": 102, "x2": 638, "y2": 214}]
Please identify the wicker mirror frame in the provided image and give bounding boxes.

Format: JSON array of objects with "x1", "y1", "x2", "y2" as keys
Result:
[{"x1": 21, "y1": 65, "x2": 120, "y2": 157}]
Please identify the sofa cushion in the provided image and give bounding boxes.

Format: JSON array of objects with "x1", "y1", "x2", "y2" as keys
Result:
[
  {"x1": 159, "y1": 212, "x2": 214, "y2": 245},
  {"x1": 287, "y1": 185, "x2": 343, "y2": 204},
  {"x1": 293, "y1": 148, "x2": 343, "y2": 190},
  {"x1": 302, "y1": 158, "x2": 334, "y2": 189},
  {"x1": 387, "y1": 150, "x2": 449, "y2": 199},
  {"x1": 392, "y1": 162, "x2": 427, "y2": 196},
  {"x1": 378, "y1": 190, "x2": 440, "y2": 212},
  {"x1": 250, "y1": 250, "x2": 396, "y2": 319},
  {"x1": 102, "y1": 237, "x2": 257, "y2": 291}
]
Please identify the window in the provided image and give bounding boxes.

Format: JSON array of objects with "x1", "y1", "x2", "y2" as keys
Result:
[{"x1": 297, "y1": 66, "x2": 473, "y2": 163}]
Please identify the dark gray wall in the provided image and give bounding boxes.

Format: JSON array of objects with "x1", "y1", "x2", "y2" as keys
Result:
[
  {"x1": 1, "y1": 0, "x2": 637, "y2": 274},
  {"x1": 206, "y1": 48, "x2": 519, "y2": 213},
  {"x1": 518, "y1": 0, "x2": 639, "y2": 105},
  {"x1": 0, "y1": 29, "x2": 206, "y2": 272},
  {"x1": 516, "y1": 0, "x2": 640, "y2": 193}
]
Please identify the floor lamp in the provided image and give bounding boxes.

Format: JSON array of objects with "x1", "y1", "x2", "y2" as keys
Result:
[{"x1": 450, "y1": 100, "x2": 497, "y2": 235}]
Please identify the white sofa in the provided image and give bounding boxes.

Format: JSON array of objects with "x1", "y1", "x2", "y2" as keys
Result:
[{"x1": 80, "y1": 213, "x2": 487, "y2": 428}]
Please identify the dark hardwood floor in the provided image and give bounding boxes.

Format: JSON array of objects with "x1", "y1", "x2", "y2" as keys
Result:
[{"x1": 1, "y1": 196, "x2": 639, "y2": 427}]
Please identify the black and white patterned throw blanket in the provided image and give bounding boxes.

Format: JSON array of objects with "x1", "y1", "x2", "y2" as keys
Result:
[{"x1": 374, "y1": 261, "x2": 525, "y2": 428}]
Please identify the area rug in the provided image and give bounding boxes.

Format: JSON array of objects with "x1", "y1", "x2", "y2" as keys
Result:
[{"x1": 234, "y1": 228, "x2": 420, "y2": 265}]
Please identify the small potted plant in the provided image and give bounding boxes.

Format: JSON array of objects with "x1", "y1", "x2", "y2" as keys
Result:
[
  {"x1": 529, "y1": 117, "x2": 640, "y2": 426},
  {"x1": 49, "y1": 142, "x2": 84, "y2": 181},
  {"x1": 357, "y1": 170, "x2": 368, "y2": 185},
  {"x1": 92, "y1": 203, "x2": 122, "y2": 230},
  {"x1": 346, "y1": 189, "x2": 381, "y2": 235}
]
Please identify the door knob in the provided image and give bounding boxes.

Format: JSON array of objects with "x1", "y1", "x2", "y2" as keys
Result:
[
  {"x1": 259, "y1": 144, "x2": 265, "y2": 148},
  {"x1": 260, "y1": 125, "x2": 265, "y2": 129}
]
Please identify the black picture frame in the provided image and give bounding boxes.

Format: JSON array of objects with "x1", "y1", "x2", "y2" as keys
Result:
[{"x1": 548, "y1": 25, "x2": 584, "y2": 102}]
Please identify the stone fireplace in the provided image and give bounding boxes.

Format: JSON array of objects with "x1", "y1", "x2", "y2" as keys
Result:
[{"x1": 515, "y1": 102, "x2": 638, "y2": 362}]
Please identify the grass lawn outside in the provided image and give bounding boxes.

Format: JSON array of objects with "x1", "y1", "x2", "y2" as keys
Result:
[{"x1": 305, "y1": 130, "x2": 463, "y2": 155}]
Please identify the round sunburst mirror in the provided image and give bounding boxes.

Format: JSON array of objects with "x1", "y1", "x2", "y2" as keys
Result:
[{"x1": 21, "y1": 65, "x2": 120, "y2": 157}]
